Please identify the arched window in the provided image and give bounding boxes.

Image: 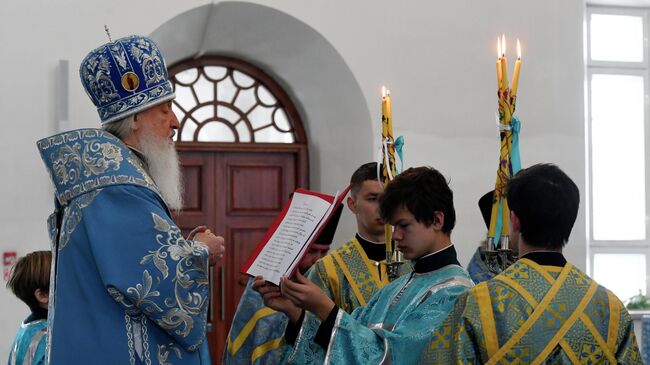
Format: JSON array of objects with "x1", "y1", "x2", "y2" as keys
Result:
[{"x1": 169, "y1": 56, "x2": 306, "y2": 144}]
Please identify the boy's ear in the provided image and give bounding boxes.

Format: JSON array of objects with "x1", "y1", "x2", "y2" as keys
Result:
[
  {"x1": 347, "y1": 196, "x2": 357, "y2": 214},
  {"x1": 34, "y1": 288, "x2": 48, "y2": 306},
  {"x1": 432, "y1": 211, "x2": 445, "y2": 230},
  {"x1": 510, "y1": 211, "x2": 521, "y2": 233}
]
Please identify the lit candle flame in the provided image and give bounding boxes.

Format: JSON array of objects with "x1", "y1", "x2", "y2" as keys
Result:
[
  {"x1": 501, "y1": 34, "x2": 506, "y2": 57},
  {"x1": 382, "y1": 86, "x2": 386, "y2": 98},
  {"x1": 497, "y1": 37, "x2": 502, "y2": 59},
  {"x1": 517, "y1": 39, "x2": 521, "y2": 59}
]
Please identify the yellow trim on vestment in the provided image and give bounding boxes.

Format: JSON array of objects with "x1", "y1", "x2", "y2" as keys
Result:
[
  {"x1": 579, "y1": 312, "x2": 617, "y2": 363},
  {"x1": 476, "y1": 282, "x2": 499, "y2": 358},
  {"x1": 495, "y1": 275, "x2": 537, "y2": 307},
  {"x1": 532, "y1": 280, "x2": 598, "y2": 364},
  {"x1": 526, "y1": 259, "x2": 556, "y2": 282},
  {"x1": 228, "y1": 307, "x2": 277, "y2": 355},
  {"x1": 542, "y1": 265, "x2": 563, "y2": 273},
  {"x1": 251, "y1": 338, "x2": 283, "y2": 363},
  {"x1": 322, "y1": 255, "x2": 341, "y2": 306},
  {"x1": 331, "y1": 237, "x2": 384, "y2": 306},
  {"x1": 498, "y1": 262, "x2": 616, "y2": 363},
  {"x1": 486, "y1": 262, "x2": 573, "y2": 365},
  {"x1": 607, "y1": 290, "x2": 621, "y2": 351},
  {"x1": 497, "y1": 275, "x2": 581, "y2": 362},
  {"x1": 332, "y1": 252, "x2": 367, "y2": 306},
  {"x1": 559, "y1": 339, "x2": 581, "y2": 363},
  {"x1": 350, "y1": 237, "x2": 386, "y2": 287}
]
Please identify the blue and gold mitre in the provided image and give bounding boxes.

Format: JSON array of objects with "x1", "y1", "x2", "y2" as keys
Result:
[
  {"x1": 37, "y1": 129, "x2": 159, "y2": 206},
  {"x1": 79, "y1": 35, "x2": 175, "y2": 124}
]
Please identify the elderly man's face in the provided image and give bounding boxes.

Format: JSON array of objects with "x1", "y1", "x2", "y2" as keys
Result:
[{"x1": 135, "y1": 100, "x2": 179, "y2": 144}]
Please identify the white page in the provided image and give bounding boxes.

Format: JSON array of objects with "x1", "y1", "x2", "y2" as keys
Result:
[
  {"x1": 246, "y1": 192, "x2": 331, "y2": 285},
  {"x1": 284, "y1": 190, "x2": 341, "y2": 275}
]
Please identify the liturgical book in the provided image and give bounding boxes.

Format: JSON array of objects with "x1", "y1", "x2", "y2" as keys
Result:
[{"x1": 242, "y1": 186, "x2": 350, "y2": 285}]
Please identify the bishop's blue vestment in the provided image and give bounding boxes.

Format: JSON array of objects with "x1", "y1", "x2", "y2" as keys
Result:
[{"x1": 37, "y1": 129, "x2": 211, "y2": 365}]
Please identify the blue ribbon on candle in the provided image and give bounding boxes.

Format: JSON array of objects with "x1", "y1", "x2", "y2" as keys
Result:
[
  {"x1": 493, "y1": 116, "x2": 522, "y2": 243},
  {"x1": 394, "y1": 136, "x2": 405, "y2": 174},
  {"x1": 511, "y1": 116, "x2": 522, "y2": 175}
]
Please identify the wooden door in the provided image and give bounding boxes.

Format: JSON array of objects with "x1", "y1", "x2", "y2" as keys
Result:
[{"x1": 173, "y1": 144, "x2": 307, "y2": 364}]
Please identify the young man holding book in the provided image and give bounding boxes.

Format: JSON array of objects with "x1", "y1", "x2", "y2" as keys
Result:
[
  {"x1": 274, "y1": 162, "x2": 412, "y2": 364},
  {"x1": 255, "y1": 166, "x2": 473, "y2": 364}
]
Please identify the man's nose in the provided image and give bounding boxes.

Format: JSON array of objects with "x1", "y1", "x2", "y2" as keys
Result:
[{"x1": 170, "y1": 111, "x2": 180, "y2": 129}]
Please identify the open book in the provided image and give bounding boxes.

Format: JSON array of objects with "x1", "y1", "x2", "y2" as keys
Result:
[{"x1": 242, "y1": 186, "x2": 350, "y2": 285}]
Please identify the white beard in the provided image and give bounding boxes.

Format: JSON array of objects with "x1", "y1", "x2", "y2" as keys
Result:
[{"x1": 138, "y1": 127, "x2": 184, "y2": 211}]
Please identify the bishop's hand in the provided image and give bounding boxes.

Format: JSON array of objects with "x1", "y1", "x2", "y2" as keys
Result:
[{"x1": 193, "y1": 229, "x2": 225, "y2": 266}]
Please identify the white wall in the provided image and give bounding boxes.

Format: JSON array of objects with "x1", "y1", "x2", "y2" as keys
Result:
[{"x1": 0, "y1": 0, "x2": 586, "y2": 360}]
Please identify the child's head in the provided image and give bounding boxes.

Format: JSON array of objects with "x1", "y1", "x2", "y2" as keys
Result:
[
  {"x1": 379, "y1": 167, "x2": 455, "y2": 259},
  {"x1": 6, "y1": 251, "x2": 52, "y2": 312},
  {"x1": 380, "y1": 166, "x2": 455, "y2": 231}
]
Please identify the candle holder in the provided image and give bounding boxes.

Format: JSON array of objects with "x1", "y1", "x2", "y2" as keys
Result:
[
  {"x1": 380, "y1": 87, "x2": 405, "y2": 281},
  {"x1": 483, "y1": 236, "x2": 517, "y2": 274},
  {"x1": 486, "y1": 36, "x2": 522, "y2": 262},
  {"x1": 386, "y1": 250, "x2": 405, "y2": 281}
]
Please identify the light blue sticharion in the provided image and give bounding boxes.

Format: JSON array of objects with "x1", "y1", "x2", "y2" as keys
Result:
[
  {"x1": 287, "y1": 264, "x2": 473, "y2": 364},
  {"x1": 8, "y1": 317, "x2": 47, "y2": 365}
]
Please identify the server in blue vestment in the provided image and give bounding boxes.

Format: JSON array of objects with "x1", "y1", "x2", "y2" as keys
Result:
[
  {"x1": 254, "y1": 166, "x2": 473, "y2": 364},
  {"x1": 6, "y1": 251, "x2": 51, "y2": 365},
  {"x1": 37, "y1": 35, "x2": 225, "y2": 364},
  {"x1": 223, "y1": 204, "x2": 343, "y2": 365},
  {"x1": 290, "y1": 162, "x2": 411, "y2": 365},
  {"x1": 421, "y1": 164, "x2": 642, "y2": 364}
]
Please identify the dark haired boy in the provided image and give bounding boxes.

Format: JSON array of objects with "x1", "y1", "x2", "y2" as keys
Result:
[
  {"x1": 255, "y1": 166, "x2": 473, "y2": 364},
  {"x1": 7, "y1": 250, "x2": 51, "y2": 365},
  {"x1": 421, "y1": 163, "x2": 641, "y2": 364}
]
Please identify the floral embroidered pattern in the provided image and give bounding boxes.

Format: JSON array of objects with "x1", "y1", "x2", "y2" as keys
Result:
[
  {"x1": 50, "y1": 139, "x2": 122, "y2": 185},
  {"x1": 127, "y1": 270, "x2": 163, "y2": 315},
  {"x1": 134, "y1": 212, "x2": 209, "y2": 339},
  {"x1": 128, "y1": 156, "x2": 156, "y2": 188},
  {"x1": 109, "y1": 287, "x2": 141, "y2": 317},
  {"x1": 59, "y1": 189, "x2": 101, "y2": 250},
  {"x1": 81, "y1": 53, "x2": 120, "y2": 104},
  {"x1": 158, "y1": 343, "x2": 182, "y2": 365},
  {"x1": 38, "y1": 129, "x2": 160, "y2": 206}
]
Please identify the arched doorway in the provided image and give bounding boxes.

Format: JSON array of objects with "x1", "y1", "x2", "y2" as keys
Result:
[{"x1": 169, "y1": 56, "x2": 308, "y2": 363}]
